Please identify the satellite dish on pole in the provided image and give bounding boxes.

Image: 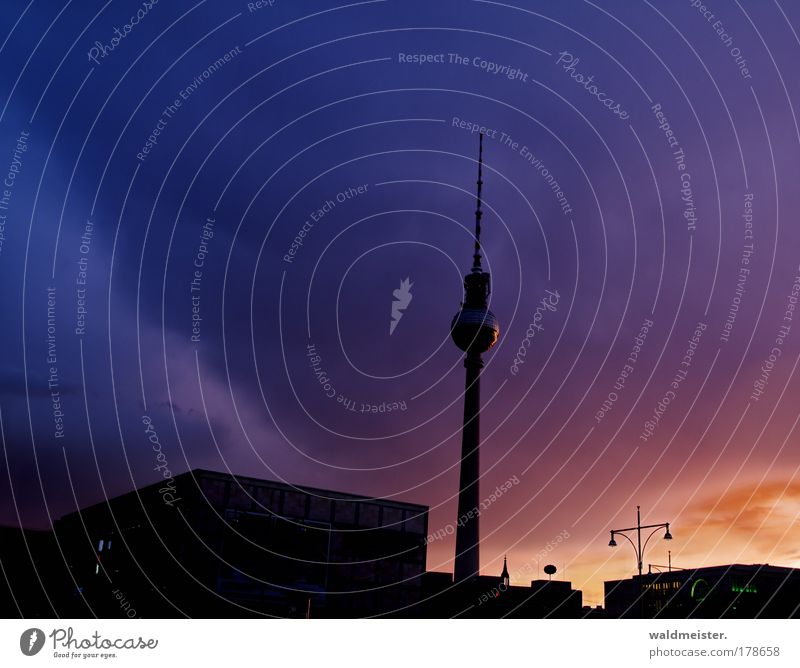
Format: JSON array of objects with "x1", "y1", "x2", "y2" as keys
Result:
[{"x1": 543, "y1": 564, "x2": 557, "y2": 580}]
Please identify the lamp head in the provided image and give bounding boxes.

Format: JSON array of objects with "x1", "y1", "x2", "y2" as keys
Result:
[
  {"x1": 664, "y1": 525, "x2": 673, "y2": 541},
  {"x1": 608, "y1": 533, "x2": 617, "y2": 548}
]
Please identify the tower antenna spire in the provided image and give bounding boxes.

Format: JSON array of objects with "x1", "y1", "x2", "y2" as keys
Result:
[{"x1": 472, "y1": 132, "x2": 484, "y2": 272}]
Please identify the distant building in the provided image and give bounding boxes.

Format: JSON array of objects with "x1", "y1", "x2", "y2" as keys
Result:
[
  {"x1": 422, "y1": 560, "x2": 583, "y2": 618},
  {"x1": 605, "y1": 564, "x2": 800, "y2": 618},
  {"x1": 524, "y1": 579, "x2": 583, "y2": 617},
  {"x1": 54, "y1": 469, "x2": 429, "y2": 617}
]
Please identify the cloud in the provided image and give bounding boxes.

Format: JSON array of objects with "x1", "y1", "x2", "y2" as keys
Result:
[{"x1": 674, "y1": 479, "x2": 800, "y2": 566}]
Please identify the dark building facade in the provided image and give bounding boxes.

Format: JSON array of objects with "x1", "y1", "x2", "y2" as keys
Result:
[
  {"x1": 53, "y1": 469, "x2": 429, "y2": 618},
  {"x1": 422, "y1": 567, "x2": 583, "y2": 618},
  {"x1": 605, "y1": 564, "x2": 800, "y2": 618},
  {"x1": 0, "y1": 526, "x2": 72, "y2": 617},
  {"x1": 11, "y1": 470, "x2": 587, "y2": 619}
]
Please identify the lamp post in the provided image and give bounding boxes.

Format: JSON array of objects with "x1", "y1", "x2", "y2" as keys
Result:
[
  {"x1": 648, "y1": 551, "x2": 677, "y2": 575},
  {"x1": 608, "y1": 505, "x2": 673, "y2": 618}
]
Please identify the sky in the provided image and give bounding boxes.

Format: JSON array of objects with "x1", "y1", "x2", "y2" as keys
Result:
[{"x1": 1, "y1": 0, "x2": 800, "y2": 607}]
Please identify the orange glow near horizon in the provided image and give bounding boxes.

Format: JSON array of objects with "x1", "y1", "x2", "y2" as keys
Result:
[{"x1": 425, "y1": 478, "x2": 800, "y2": 608}]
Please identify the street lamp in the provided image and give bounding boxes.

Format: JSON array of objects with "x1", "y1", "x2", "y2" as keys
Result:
[{"x1": 608, "y1": 505, "x2": 673, "y2": 617}]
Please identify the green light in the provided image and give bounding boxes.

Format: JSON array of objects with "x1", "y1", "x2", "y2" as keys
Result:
[
  {"x1": 690, "y1": 578, "x2": 708, "y2": 601},
  {"x1": 731, "y1": 583, "x2": 757, "y2": 594}
]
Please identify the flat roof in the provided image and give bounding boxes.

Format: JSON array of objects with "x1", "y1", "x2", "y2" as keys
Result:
[
  {"x1": 57, "y1": 468, "x2": 429, "y2": 520},
  {"x1": 187, "y1": 469, "x2": 428, "y2": 510},
  {"x1": 605, "y1": 563, "x2": 799, "y2": 584}
]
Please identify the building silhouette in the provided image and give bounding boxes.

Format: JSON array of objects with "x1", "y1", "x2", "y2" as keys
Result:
[
  {"x1": 0, "y1": 525, "x2": 70, "y2": 617},
  {"x1": 422, "y1": 558, "x2": 583, "y2": 618},
  {"x1": 53, "y1": 469, "x2": 428, "y2": 617},
  {"x1": 8, "y1": 478, "x2": 799, "y2": 619},
  {"x1": 1, "y1": 468, "x2": 590, "y2": 618},
  {"x1": 605, "y1": 563, "x2": 800, "y2": 618}
]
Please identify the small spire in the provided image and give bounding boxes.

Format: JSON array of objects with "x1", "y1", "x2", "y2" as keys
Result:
[
  {"x1": 471, "y1": 133, "x2": 484, "y2": 272},
  {"x1": 501, "y1": 555, "x2": 510, "y2": 582}
]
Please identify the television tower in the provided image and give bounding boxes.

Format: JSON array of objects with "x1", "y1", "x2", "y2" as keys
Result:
[{"x1": 450, "y1": 133, "x2": 500, "y2": 583}]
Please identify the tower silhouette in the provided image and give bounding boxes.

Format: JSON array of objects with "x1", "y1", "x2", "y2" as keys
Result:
[
  {"x1": 500, "y1": 556, "x2": 510, "y2": 588},
  {"x1": 450, "y1": 134, "x2": 500, "y2": 583}
]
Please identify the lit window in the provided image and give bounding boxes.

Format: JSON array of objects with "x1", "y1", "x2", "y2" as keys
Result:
[{"x1": 98, "y1": 539, "x2": 104, "y2": 552}]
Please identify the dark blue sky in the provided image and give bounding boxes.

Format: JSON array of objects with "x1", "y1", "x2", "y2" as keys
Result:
[{"x1": 2, "y1": 0, "x2": 800, "y2": 604}]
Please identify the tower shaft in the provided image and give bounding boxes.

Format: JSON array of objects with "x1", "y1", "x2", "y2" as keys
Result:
[
  {"x1": 450, "y1": 133, "x2": 499, "y2": 585},
  {"x1": 453, "y1": 352, "x2": 483, "y2": 582}
]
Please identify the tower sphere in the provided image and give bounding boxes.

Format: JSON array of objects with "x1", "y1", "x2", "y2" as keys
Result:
[{"x1": 450, "y1": 306, "x2": 500, "y2": 353}]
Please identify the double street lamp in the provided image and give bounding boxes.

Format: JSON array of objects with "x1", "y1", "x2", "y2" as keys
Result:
[{"x1": 608, "y1": 505, "x2": 673, "y2": 617}]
